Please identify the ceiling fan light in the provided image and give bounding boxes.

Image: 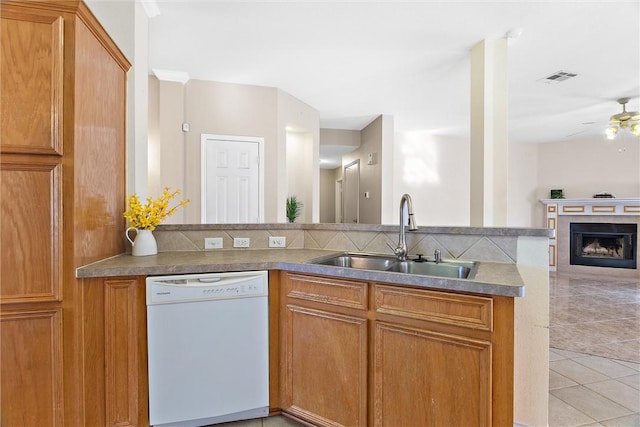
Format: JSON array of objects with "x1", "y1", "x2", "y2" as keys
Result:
[
  {"x1": 630, "y1": 123, "x2": 640, "y2": 137},
  {"x1": 605, "y1": 125, "x2": 618, "y2": 140}
]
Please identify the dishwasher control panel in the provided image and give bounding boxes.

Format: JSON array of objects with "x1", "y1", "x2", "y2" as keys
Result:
[{"x1": 146, "y1": 271, "x2": 268, "y2": 305}]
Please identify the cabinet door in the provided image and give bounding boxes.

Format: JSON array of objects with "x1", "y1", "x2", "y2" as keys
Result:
[
  {"x1": 81, "y1": 276, "x2": 148, "y2": 427},
  {"x1": 0, "y1": 10, "x2": 63, "y2": 155},
  {"x1": 0, "y1": 157, "x2": 62, "y2": 303},
  {"x1": 0, "y1": 307, "x2": 64, "y2": 426},
  {"x1": 374, "y1": 321, "x2": 492, "y2": 427},
  {"x1": 282, "y1": 304, "x2": 367, "y2": 427}
]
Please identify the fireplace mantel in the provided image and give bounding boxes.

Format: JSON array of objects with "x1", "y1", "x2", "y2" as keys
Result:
[
  {"x1": 541, "y1": 198, "x2": 640, "y2": 216},
  {"x1": 540, "y1": 198, "x2": 640, "y2": 271}
]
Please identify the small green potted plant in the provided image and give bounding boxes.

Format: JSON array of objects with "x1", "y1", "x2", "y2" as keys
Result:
[{"x1": 286, "y1": 196, "x2": 303, "y2": 223}]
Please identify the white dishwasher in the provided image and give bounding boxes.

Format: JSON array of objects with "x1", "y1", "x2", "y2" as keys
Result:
[{"x1": 146, "y1": 271, "x2": 269, "y2": 427}]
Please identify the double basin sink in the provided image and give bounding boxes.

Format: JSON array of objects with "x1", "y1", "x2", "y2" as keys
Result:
[{"x1": 308, "y1": 252, "x2": 477, "y2": 280}]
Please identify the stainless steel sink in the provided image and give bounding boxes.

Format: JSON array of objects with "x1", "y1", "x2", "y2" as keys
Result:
[
  {"x1": 387, "y1": 260, "x2": 476, "y2": 279},
  {"x1": 309, "y1": 252, "x2": 397, "y2": 271},
  {"x1": 308, "y1": 252, "x2": 477, "y2": 279}
]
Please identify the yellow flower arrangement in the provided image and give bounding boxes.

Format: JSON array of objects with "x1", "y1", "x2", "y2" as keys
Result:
[{"x1": 123, "y1": 187, "x2": 191, "y2": 230}]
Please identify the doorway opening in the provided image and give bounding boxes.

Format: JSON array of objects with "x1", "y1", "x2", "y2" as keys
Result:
[{"x1": 343, "y1": 160, "x2": 360, "y2": 224}]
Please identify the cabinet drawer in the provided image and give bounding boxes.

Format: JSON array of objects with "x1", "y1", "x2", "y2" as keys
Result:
[
  {"x1": 285, "y1": 273, "x2": 367, "y2": 311},
  {"x1": 374, "y1": 284, "x2": 493, "y2": 331}
]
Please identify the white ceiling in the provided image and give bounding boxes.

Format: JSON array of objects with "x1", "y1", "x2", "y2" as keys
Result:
[{"x1": 148, "y1": 0, "x2": 640, "y2": 164}]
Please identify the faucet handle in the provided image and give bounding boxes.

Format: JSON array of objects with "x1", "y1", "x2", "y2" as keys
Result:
[
  {"x1": 387, "y1": 242, "x2": 407, "y2": 260},
  {"x1": 434, "y1": 249, "x2": 441, "y2": 263}
]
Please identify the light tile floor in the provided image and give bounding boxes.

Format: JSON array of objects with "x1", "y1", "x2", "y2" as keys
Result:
[
  {"x1": 550, "y1": 273, "x2": 640, "y2": 363},
  {"x1": 549, "y1": 272, "x2": 640, "y2": 427},
  {"x1": 549, "y1": 347, "x2": 639, "y2": 426}
]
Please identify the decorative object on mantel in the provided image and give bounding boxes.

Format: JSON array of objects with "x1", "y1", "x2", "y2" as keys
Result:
[
  {"x1": 605, "y1": 97, "x2": 640, "y2": 140},
  {"x1": 550, "y1": 189, "x2": 565, "y2": 199},
  {"x1": 593, "y1": 192, "x2": 615, "y2": 198},
  {"x1": 123, "y1": 187, "x2": 191, "y2": 256},
  {"x1": 286, "y1": 195, "x2": 303, "y2": 223}
]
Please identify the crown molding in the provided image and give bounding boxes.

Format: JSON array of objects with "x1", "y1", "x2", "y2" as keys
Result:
[
  {"x1": 140, "y1": 0, "x2": 160, "y2": 18},
  {"x1": 153, "y1": 69, "x2": 190, "y2": 84}
]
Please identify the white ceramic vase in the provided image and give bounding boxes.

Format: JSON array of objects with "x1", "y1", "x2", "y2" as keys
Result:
[{"x1": 126, "y1": 227, "x2": 158, "y2": 256}]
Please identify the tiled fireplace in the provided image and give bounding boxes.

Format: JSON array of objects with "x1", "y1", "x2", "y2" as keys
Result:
[{"x1": 541, "y1": 198, "x2": 640, "y2": 278}]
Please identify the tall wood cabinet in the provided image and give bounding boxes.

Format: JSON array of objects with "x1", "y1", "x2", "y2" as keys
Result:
[{"x1": 0, "y1": 1, "x2": 130, "y2": 425}]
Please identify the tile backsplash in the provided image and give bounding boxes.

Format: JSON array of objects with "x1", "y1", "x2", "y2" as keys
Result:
[{"x1": 152, "y1": 225, "x2": 518, "y2": 263}]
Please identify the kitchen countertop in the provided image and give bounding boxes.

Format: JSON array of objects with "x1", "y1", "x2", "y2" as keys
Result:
[{"x1": 77, "y1": 249, "x2": 526, "y2": 297}]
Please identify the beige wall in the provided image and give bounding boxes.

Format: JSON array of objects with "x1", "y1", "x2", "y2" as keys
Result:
[
  {"x1": 149, "y1": 78, "x2": 319, "y2": 224},
  {"x1": 391, "y1": 132, "x2": 638, "y2": 229},
  {"x1": 148, "y1": 77, "x2": 187, "y2": 224},
  {"x1": 359, "y1": 116, "x2": 383, "y2": 224},
  {"x1": 147, "y1": 76, "x2": 160, "y2": 195},
  {"x1": 184, "y1": 80, "x2": 278, "y2": 222},
  {"x1": 342, "y1": 115, "x2": 391, "y2": 224},
  {"x1": 279, "y1": 90, "x2": 321, "y2": 222},
  {"x1": 380, "y1": 115, "x2": 395, "y2": 224},
  {"x1": 286, "y1": 131, "x2": 314, "y2": 223},
  {"x1": 536, "y1": 136, "x2": 640, "y2": 202},
  {"x1": 508, "y1": 143, "x2": 539, "y2": 227},
  {"x1": 148, "y1": 78, "x2": 277, "y2": 222},
  {"x1": 319, "y1": 168, "x2": 341, "y2": 223},
  {"x1": 393, "y1": 132, "x2": 471, "y2": 226},
  {"x1": 320, "y1": 128, "x2": 360, "y2": 148}
]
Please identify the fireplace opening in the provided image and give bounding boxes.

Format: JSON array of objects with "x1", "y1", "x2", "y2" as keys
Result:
[{"x1": 570, "y1": 223, "x2": 637, "y2": 269}]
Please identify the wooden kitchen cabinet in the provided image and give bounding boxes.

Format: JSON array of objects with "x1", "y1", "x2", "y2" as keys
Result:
[
  {"x1": 278, "y1": 272, "x2": 514, "y2": 427},
  {"x1": 372, "y1": 284, "x2": 513, "y2": 426},
  {"x1": 0, "y1": 1, "x2": 130, "y2": 425},
  {"x1": 81, "y1": 276, "x2": 149, "y2": 427},
  {"x1": 0, "y1": 6, "x2": 63, "y2": 155},
  {"x1": 280, "y1": 272, "x2": 369, "y2": 427}
]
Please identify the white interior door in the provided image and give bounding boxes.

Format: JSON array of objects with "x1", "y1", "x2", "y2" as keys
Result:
[
  {"x1": 202, "y1": 136, "x2": 262, "y2": 223},
  {"x1": 335, "y1": 179, "x2": 343, "y2": 223},
  {"x1": 343, "y1": 160, "x2": 359, "y2": 224}
]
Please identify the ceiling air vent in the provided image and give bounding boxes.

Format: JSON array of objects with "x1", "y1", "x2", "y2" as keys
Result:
[{"x1": 539, "y1": 70, "x2": 578, "y2": 84}]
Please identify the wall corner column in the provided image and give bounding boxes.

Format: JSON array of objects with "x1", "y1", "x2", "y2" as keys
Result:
[
  {"x1": 153, "y1": 79, "x2": 186, "y2": 222},
  {"x1": 470, "y1": 38, "x2": 508, "y2": 227}
]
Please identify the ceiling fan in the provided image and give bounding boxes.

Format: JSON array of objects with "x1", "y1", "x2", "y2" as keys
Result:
[{"x1": 606, "y1": 97, "x2": 640, "y2": 139}]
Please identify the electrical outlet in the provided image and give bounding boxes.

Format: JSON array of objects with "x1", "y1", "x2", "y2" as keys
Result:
[
  {"x1": 269, "y1": 236, "x2": 286, "y2": 248},
  {"x1": 204, "y1": 237, "x2": 223, "y2": 249},
  {"x1": 233, "y1": 237, "x2": 250, "y2": 248}
]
